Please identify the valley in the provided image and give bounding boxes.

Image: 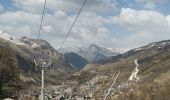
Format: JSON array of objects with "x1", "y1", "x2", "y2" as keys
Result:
[
  {"x1": 0, "y1": 32, "x2": 170, "y2": 100},
  {"x1": 1, "y1": 0, "x2": 170, "y2": 99}
]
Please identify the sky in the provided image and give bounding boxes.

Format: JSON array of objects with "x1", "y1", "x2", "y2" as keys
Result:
[{"x1": 0, "y1": 0, "x2": 170, "y2": 52}]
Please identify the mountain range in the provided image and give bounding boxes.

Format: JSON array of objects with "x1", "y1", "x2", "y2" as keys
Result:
[
  {"x1": 62, "y1": 44, "x2": 120, "y2": 70},
  {"x1": 62, "y1": 44, "x2": 119, "y2": 63},
  {"x1": 1, "y1": 31, "x2": 170, "y2": 99},
  {"x1": 66, "y1": 39, "x2": 170, "y2": 99}
]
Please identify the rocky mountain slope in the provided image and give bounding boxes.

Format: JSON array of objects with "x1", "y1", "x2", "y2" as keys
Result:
[
  {"x1": 0, "y1": 31, "x2": 75, "y2": 72},
  {"x1": 66, "y1": 40, "x2": 170, "y2": 99},
  {"x1": 0, "y1": 32, "x2": 76, "y2": 98},
  {"x1": 80, "y1": 44, "x2": 119, "y2": 63}
]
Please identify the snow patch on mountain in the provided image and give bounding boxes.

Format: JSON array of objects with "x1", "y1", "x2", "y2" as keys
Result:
[
  {"x1": 0, "y1": 31, "x2": 25, "y2": 45},
  {"x1": 0, "y1": 31, "x2": 42, "y2": 48},
  {"x1": 129, "y1": 59, "x2": 140, "y2": 81},
  {"x1": 133, "y1": 40, "x2": 170, "y2": 52},
  {"x1": 20, "y1": 36, "x2": 41, "y2": 48},
  {"x1": 31, "y1": 42, "x2": 40, "y2": 48}
]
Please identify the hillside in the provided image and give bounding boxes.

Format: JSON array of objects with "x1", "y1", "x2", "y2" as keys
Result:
[
  {"x1": 0, "y1": 33, "x2": 76, "y2": 99},
  {"x1": 1, "y1": 32, "x2": 170, "y2": 99},
  {"x1": 64, "y1": 52, "x2": 88, "y2": 70},
  {"x1": 0, "y1": 32, "x2": 75, "y2": 72},
  {"x1": 66, "y1": 40, "x2": 170, "y2": 99},
  {"x1": 0, "y1": 44, "x2": 21, "y2": 99}
]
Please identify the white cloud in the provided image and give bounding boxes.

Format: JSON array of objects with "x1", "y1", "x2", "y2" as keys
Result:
[
  {"x1": 0, "y1": 11, "x2": 39, "y2": 26},
  {"x1": 119, "y1": 8, "x2": 169, "y2": 33},
  {"x1": 0, "y1": 7, "x2": 116, "y2": 49},
  {"x1": 0, "y1": 11, "x2": 40, "y2": 37},
  {"x1": 0, "y1": 0, "x2": 123, "y2": 50},
  {"x1": 1, "y1": 0, "x2": 170, "y2": 52},
  {"x1": 44, "y1": 12, "x2": 116, "y2": 48},
  {"x1": 111, "y1": 8, "x2": 170, "y2": 48},
  {"x1": 135, "y1": 0, "x2": 167, "y2": 3},
  {"x1": 135, "y1": 0, "x2": 168, "y2": 10},
  {"x1": 43, "y1": 25, "x2": 53, "y2": 32},
  {"x1": 144, "y1": 2, "x2": 156, "y2": 10},
  {"x1": 13, "y1": 0, "x2": 118, "y2": 14}
]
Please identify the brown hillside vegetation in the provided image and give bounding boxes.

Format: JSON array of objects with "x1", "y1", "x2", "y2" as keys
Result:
[
  {"x1": 115, "y1": 71, "x2": 170, "y2": 100},
  {"x1": 0, "y1": 45, "x2": 21, "y2": 99}
]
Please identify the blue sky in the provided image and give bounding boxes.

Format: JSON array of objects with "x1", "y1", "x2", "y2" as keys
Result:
[
  {"x1": 0, "y1": 0, "x2": 170, "y2": 52},
  {"x1": 0, "y1": 0, "x2": 12, "y2": 7}
]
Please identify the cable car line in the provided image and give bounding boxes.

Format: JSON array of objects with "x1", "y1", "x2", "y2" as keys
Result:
[
  {"x1": 58, "y1": 0, "x2": 87, "y2": 52},
  {"x1": 37, "y1": 0, "x2": 47, "y2": 45}
]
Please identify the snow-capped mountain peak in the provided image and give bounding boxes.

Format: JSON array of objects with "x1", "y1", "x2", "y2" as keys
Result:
[
  {"x1": 0, "y1": 31, "x2": 42, "y2": 48},
  {"x1": 0, "y1": 31, "x2": 25, "y2": 45},
  {"x1": 87, "y1": 44, "x2": 100, "y2": 52},
  {"x1": 87, "y1": 44, "x2": 119, "y2": 57},
  {"x1": 61, "y1": 44, "x2": 120, "y2": 63},
  {"x1": 0, "y1": 31, "x2": 16, "y2": 41}
]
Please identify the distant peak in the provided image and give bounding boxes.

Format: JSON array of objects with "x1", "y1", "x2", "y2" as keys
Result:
[
  {"x1": 0, "y1": 31, "x2": 13, "y2": 37},
  {"x1": 89, "y1": 44, "x2": 98, "y2": 47},
  {"x1": 0, "y1": 31, "x2": 25, "y2": 45},
  {"x1": 21, "y1": 36, "x2": 29, "y2": 39},
  {"x1": 88, "y1": 44, "x2": 100, "y2": 49},
  {"x1": 0, "y1": 31, "x2": 15, "y2": 40}
]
